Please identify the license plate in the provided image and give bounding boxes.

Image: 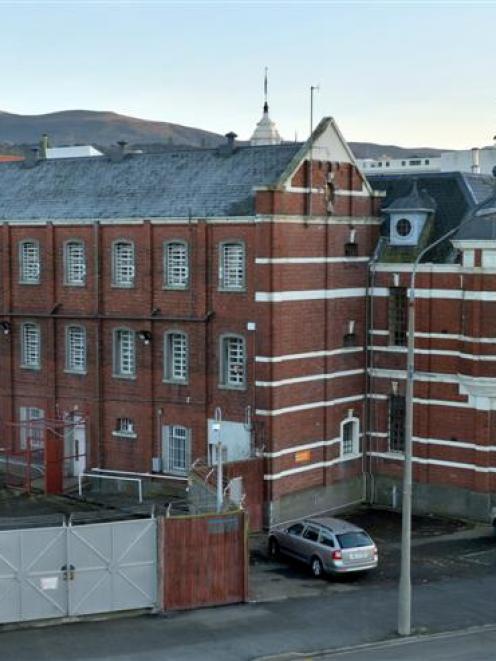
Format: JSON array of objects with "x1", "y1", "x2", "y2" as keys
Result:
[{"x1": 349, "y1": 552, "x2": 368, "y2": 560}]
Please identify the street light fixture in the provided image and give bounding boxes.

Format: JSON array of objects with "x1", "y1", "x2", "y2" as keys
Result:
[{"x1": 397, "y1": 205, "x2": 485, "y2": 636}]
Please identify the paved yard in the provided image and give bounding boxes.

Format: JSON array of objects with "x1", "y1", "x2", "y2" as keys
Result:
[{"x1": 249, "y1": 508, "x2": 492, "y2": 603}]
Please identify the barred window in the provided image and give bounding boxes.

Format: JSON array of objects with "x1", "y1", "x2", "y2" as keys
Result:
[
  {"x1": 389, "y1": 394, "x2": 406, "y2": 453},
  {"x1": 64, "y1": 241, "x2": 86, "y2": 285},
  {"x1": 164, "y1": 332, "x2": 188, "y2": 383},
  {"x1": 389, "y1": 287, "x2": 407, "y2": 346},
  {"x1": 342, "y1": 419, "x2": 359, "y2": 455},
  {"x1": 220, "y1": 334, "x2": 246, "y2": 388},
  {"x1": 21, "y1": 322, "x2": 41, "y2": 368},
  {"x1": 219, "y1": 242, "x2": 245, "y2": 290},
  {"x1": 163, "y1": 425, "x2": 191, "y2": 474},
  {"x1": 164, "y1": 241, "x2": 189, "y2": 288},
  {"x1": 344, "y1": 242, "x2": 358, "y2": 257},
  {"x1": 113, "y1": 329, "x2": 136, "y2": 377},
  {"x1": 19, "y1": 240, "x2": 40, "y2": 284},
  {"x1": 113, "y1": 417, "x2": 136, "y2": 438},
  {"x1": 66, "y1": 325, "x2": 86, "y2": 373},
  {"x1": 112, "y1": 241, "x2": 135, "y2": 287}
]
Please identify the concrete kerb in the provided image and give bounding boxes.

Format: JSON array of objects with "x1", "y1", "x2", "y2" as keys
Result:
[{"x1": 253, "y1": 622, "x2": 496, "y2": 660}]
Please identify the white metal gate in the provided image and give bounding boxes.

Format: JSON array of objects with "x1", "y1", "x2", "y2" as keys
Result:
[{"x1": 0, "y1": 518, "x2": 157, "y2": 624}]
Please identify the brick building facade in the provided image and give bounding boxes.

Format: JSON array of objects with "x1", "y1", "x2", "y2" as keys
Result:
[{"x1": 0, "y1": 117, "x2": 495, "y2": 526}]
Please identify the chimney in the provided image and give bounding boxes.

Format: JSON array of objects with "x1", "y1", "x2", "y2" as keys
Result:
[
  {"x1": 225, "y1": 132, "x2": 237, "y2": 152},
  {"x1": 39, "y1": 133, "x2": 49, "y2": 159},
  {"x1": 117, "y1": 140, "x2": 128, "y2": 154},
  {"x1": 471, "y1": 147, "x2": 480, "y2": 174},
  {"x1": 23, "y1": 146, "x2": 40, "y2": 169}
]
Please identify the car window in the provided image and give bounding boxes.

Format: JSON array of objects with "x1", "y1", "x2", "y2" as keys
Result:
[
  {"x1": 320, "y1": 534, "x2": 335, "y2": 548},
  {"x1": 287, "y1": 523, "x2": 304, "y2": 536},
  {"x1": 303, "y1": 526, "x2": 319, "y2": 542},
  {"x1": 336, "y1": 531, "x2": 373, "y2": 549}
]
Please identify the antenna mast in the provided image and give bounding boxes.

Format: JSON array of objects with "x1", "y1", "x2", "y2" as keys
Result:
[{"x1": 309, "y1": 84, "x2": 320, "y2": 217}]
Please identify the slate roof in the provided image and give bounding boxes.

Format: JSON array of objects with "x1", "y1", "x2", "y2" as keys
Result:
[
  {"x1": 382, "y1": 179, "x2": 437, "y2": 213},
  {"x1": 456, "y1": 193, "x2": 496, "y2": 241},
  {"x1": 0, "y1": 142, "x2": 303, "y2": 220},
  {"x1": 368, "y1": 172, "x2": 496, "y2": 259}
]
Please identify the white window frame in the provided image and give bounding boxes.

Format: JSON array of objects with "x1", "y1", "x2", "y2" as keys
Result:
[
  {"x1": 164, "y1": 240, "x2": 189, "y2": 289},
  {"x1": 112, "y1": 417, "x2": 137, "y2": 439},
  {"x1": 340, "y1": 417, "x2": 360, "y2": 457},
  {"x1": 65, "y1": 325, "x2": 87, "y2": 373},
  {"x1": 219, "y1": 241, "x2": 246, "y2": 291},
  {"x1": 19, "y1": 406, "x2": 44, "y2": 451},
  {"x1": 163, "y1": 425, "x2": 191, "y2": 474},
  {"x1": 21, "y1": 322, "x2": 41, "y2": 369},
  {"x1": 219, "y1": 334, "x2": 246, "y2": 389},
  {"x1": 113, "y1": 328, "x2": 136, "y2": 378},
  {"x1": 64, "y1": 240, "x2": 86, "y2": 286},
  {"x1": 164, "y1": 331, "x2": 188, "y2": 384},
  {"x1": 19, "y1": 240, "x2": 41, "y2": 284},
  {"x1": 112, "y1": 240, "x2": 135, "y2": 288}
]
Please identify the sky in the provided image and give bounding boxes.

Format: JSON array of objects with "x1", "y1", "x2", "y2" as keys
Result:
[{"x1": 0, "y1": 0, "x2": 495, "y2": 149}]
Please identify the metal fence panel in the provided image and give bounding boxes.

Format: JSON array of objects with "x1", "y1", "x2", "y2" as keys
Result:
[
  {"x1": 68, "y1": 518, "x2": 157, "y2": 616},
  {"x1": 0, "y1": 526, "x2": 67, "y2": 623}
]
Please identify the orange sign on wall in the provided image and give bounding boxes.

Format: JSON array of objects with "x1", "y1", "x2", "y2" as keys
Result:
[{"x1": 295, "y1": 450, "x2": 311, "y2": 463}]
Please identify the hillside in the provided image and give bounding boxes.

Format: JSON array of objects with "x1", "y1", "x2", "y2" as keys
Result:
[{"x1": 0, "y1": 109, "x2": 447, "y2": 158}]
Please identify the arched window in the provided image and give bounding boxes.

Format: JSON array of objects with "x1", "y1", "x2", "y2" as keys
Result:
[
  {"x1": 164, "y1": 241, "x2": 189, "y2": 289},
  {"x1": 219, "y1": 241, "x2": 245, "y2": 291},
  {"x1": 19, "y1": 240, "x2": 40, "y2": 284},
  {"x1": 113, "y1": 328, "x2": 136, "y2": 378},
  {"x1": 219, "y1": 334, "x2": 246, "y2": 388},
  {"x1": 64, "y1": 240, "x2": 86, "y2": 286},
  {"x1": 341, "y1": 417, "x2": 359, "y2": 456},
  {"x1": 66, "y1": 325, "x2": 87, "y2": 373},
  {"x1": 164, "y1": 331, "x2": 188, "y2": 383},
  {"x1": 21, "y1": 322, "x2": 41, "y2": 368},
  {"x1": 112, "y1": 240, "x2": 135, "y2": 287}
]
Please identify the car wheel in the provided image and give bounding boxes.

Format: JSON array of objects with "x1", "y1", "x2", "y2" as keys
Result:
[
  {"x1": 311, "y1": 556, "x2": 324, "y2": 578},
  {"x1": 268, "y1": 537, "x2": 280, "y2": 559}
]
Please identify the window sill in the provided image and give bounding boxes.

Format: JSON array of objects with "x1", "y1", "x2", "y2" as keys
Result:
[
  {"x1": 163, "y1": 379, "x2": 189, "y2": 386},
  {"x1": 19, "y1": 281, "x2": 40, "y2": 286},
  {"x1": 163, "y1": 285, "x2": 189, "y2": 291},
  {"x1": 217, "y1": 287, "x2": 247, "y2": 294},
  {"x1": 111, "y1": 283, "x2": 136, "y2": 289},
  {"x1": 64, "y1": 369, "x2": 87, "y2": 376},
  {"x1": 218, "y1": 383, "x2": 247, "y2": 392},
  {"x1": 340, "y1": 451, "x2": 361, "y2": 460},
  {"x1": 63, "y1": 282, "x2": 86, "y2": 288},
  {"x1": 112, "y1": 373, "x2": 137, "y2": 380},
  {"x1": 112, "y1": 431, "x2": 137, "y2": 439},
  {"x1": 21, "y1": 364, "x2": 41, "y2": 371}
]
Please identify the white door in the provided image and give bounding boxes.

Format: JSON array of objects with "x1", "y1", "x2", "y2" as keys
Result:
[{"x1": 65, "y1": 414, "x2": 86, "y2": 476}]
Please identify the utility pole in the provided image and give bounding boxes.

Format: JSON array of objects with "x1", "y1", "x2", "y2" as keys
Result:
[
  {"x1": 397, "y1": 208, "x2": 481, "y2": 636},
  {"x1": 309, "y1": 84, "x2": 319, "y2": 217}
]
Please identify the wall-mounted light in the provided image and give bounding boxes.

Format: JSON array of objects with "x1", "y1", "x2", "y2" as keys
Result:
[
  {"x1": 138, "y1": 330, "x2": 152, "y2": 345},
  {"x1": 0, "y1": 321, "x2": 11, "y2": 336}
]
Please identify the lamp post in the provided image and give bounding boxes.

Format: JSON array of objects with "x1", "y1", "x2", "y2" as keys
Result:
[{"x1": 397, "y1": 212, "x2": 479, "y2": 636}]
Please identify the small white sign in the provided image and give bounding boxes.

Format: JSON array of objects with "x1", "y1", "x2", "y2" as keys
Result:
[{"x1": 40, "y1": 576, "x2": 58, "y2": 591}]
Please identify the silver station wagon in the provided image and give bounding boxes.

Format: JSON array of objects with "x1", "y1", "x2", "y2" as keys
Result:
[{"x1": 268, "y1": 516, "x2": 378, "y2": 578}]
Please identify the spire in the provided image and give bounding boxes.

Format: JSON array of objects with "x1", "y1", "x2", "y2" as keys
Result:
[{"x1": 250, "y1": 67, "x2": 282, "y2": 146}]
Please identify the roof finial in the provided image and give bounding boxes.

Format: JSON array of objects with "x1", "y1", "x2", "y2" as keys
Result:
[{"x1": 263, "y1": 66, "x2": 269, "y2": 113}]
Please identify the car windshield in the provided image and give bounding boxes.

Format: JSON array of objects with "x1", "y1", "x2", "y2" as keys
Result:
[{"x1": 337, "y1": 532, "x2": 372, "y2": 549}]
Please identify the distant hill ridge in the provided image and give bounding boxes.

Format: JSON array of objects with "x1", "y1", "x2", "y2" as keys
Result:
[{"x1": 0, "y1": 108, "x2": 447, "y2": 158}]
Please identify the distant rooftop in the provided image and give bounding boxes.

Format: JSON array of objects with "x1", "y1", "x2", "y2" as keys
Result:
[{"x1": 46, "y1": 145, "x2": 103, "y2": 159}]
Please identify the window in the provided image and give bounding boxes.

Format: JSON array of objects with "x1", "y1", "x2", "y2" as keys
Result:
[
  {"x1": 21, "y1": 322, "x2": 41, "y2": 368},
  {"x1": 64, "y1": 241, "x2": 86, "y2": 285},
  {"x1": 163, "y1": 425, "x2": 191, "y2": 474},
  {"x1": 320, "y1": 534, "x2": 335, "y2": 548},
  {"x1": 66, "y1": 326, "x2": 86, "y2": 373},
  {"x1": 344, "y1": 242, "x2": 358, "y2": 257},
  {"x1": 303, "y1": 526, "x2": 320, "y2": 542},
  {"x1": 19, "y1": 407, "x2": 44, "y2": 450},
  {"x1": 220, "y1": 335, "x2": 246, "y2": 388},
  {"x1": 341, "y1": 418, "x2": 359, "y2": 456},
  {"x1": 113, "y1": 417, "x2": 136, "y2": 438},
  {"x1": 389, "y1": 394, "x2": 406, "y2": 452},
  {"x1": 389, "y1": 287, "x2": 407, "y2": 346},
  {"x1": 164, "y1": 332, "x2": 188, "y2": 383},
  {"x1": 287, "y1": 523, "x2": 304, "y2": 536},
  {"x1": 113, "y1": 329, "x2": 136, "y2": 377},
  {"x1": 164, "y1": 241, "x2": 189, "y2": 289},
  {"x1": 396, "y1": 218, "x2": 412, "y2": 237},
  {"x1": 19, "y1": 240, "x2": 40, "y2": 284},
  {"x1": 409, "y1": 159, "x2": 421, "y2": 166},
  {"x1": 112, "y1": 240, "x2": 135, "y2": 287},
  {"x1": 219, "y1": 242, "x2": 245, "y2": 290}
]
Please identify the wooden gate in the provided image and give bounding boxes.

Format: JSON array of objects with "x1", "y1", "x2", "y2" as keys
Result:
[{"x1": 160, "y1": 510, "x2": 248, "y2": 610}]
